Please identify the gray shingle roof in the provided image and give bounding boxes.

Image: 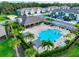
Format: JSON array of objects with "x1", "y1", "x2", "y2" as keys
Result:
[
  {"x1": 52, "y1": 20, "x2": 78, "y2": 30},
  {"x1": 21, "y1": 16, "x2": 45, "y2": 26},
  {"x1": 32, "y1": 39, "x2": 41, "y2": 48},
  {"x1": 53, "y1": 9, "x2": 79, "y2": 14}
]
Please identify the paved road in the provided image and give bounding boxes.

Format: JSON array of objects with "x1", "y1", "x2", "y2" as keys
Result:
[{"x1": 17, "y1": 45, "x2": 25, "y2": 57}]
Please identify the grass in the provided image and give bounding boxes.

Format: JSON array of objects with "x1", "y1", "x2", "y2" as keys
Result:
[
  {"x1": 67, "y1": 45, "x2": 79, "y2": 57},
  {"x1": 65, "y1": 34, "x2": 72, "y2": 38},
  {"x1": 0, "y1": 14, "x2": 18, "y2": 22},
  {"x1": 0, "y1": 15, "x2": 6, "y2": 21},
  {"x1": 0, "y1": 39, "x2": 15, "y2": 57},
  {"x1": 62, "y1": 39, "x2": 79, "y2": 57},
  {"x1": 67, "y1": 39, "x2": 79, "y2": 57}
]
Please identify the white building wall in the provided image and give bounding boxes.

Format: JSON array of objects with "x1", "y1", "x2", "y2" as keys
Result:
[
  {"x1": 31, "y1": 8, "x2": 35, "y2": 15},
  {"x1": 42, "y1": 8, "x2": 46, "y2": 13},
  {"x1": 76, "y1": 14, "x2": 79, "y2": 22},
  {"x1": 17, "y1": 6, "x2": 60, "y2": 16},
  {"x1": 65, "y1": 13, "x2": 69, "y2": 16}
]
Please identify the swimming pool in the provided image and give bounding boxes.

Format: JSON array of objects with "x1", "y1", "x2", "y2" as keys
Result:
[{"x1": 38, "y1": 29, "x2": 62, "y2": 42}]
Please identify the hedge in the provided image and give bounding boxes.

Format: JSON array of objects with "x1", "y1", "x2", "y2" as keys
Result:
[{"x1": 36, "y1": 37, "x2": 77, "y2": 57}]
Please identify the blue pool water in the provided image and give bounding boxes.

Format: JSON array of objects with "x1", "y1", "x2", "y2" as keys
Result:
[{"x1": 38, "y1": 29, "x2": 62, "y2": 42}]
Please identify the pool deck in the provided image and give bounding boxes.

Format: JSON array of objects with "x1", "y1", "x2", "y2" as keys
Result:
[{"x1": 24, "y1": 23, "x2": 75, "y2": 53}]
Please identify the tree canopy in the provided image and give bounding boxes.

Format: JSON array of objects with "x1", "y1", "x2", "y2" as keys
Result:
[{"x1": 0, "y1": 2, "x2": 79, "y2": 14}]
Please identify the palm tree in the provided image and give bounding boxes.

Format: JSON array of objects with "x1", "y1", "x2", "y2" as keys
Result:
[
  {"x1": 41, "y1": 40, "x2": 54, "y2": 50},
  {"x1": 41, "y1": 40, "x2": 47, "y2": 49},
  {"x1": 24, "y1": 47, "x2": 37, "y2": 57},
  {"x1": 4, "y1": 20, "x2": 25, "y2": 57},
  {"x1": 18, "y1": 25, "x2": 25, "y2": 31},
  {"x1": 4, "y1": 21, "x2": 9, "y2": 38},
  {"x1": 4, "y1": 21, "x2": 25, "y2": 57},
  {"x1": 4, "y1": 20, "x2": 13, "y2": 38},
  {"x1": 11, "y1": 29, "x2": 19, "y2": 39},
  {"x1": 18, "y1": 33, "x2": 30, "y2": 48},
  {"x1": 11, "y1": 26, "x2": 21, "y2": 57},
  {"x1": 26, "y1": 32, "x2": 35, "y2": 42},
  {"x1": 12, "y1": 22, "x2": 25, "y2": 31},
  {"x1": 11, "y1": 22, "x2": 25, "y2": 40},
  {"x1": 46, "y1": 40, "x2": 54, "y2": 50},
  {"x1": 10, "y1": 22, "x2": 24, "y2": 57},
  {"x1": 9, "y1": 38, "x2": 21, "y2": 57}
]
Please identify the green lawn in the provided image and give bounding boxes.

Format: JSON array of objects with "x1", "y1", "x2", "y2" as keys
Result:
[
  {"x1": 0, "y1": 14, "x2": 18, "y2": 22},
  {"x1": 0, "y1": 15, "x2": 7, "y2": 21},
  {"x1": 62, "y1": 39, "x2": 79, "y2": 57},
  {"x1": 67, "y1": 46, "x2": 79, "y2": 57},
  {"x1": 0, "y1": 39, "x2": 15, "y2": 57}
]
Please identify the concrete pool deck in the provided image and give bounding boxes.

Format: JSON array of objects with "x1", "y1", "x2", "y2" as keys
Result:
[{"x1": 24, "y1": 23, "x2": 75, "y2": 53}]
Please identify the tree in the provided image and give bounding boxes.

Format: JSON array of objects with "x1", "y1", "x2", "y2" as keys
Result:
[
  {"x1": 41, "y1": 40, "x2": 54, "y2": 50},
  {"x1": 4, "y1": 21, "x2": 10, "y2": 38},
  {"x1": 9, "y1": 38, "x2": 21, "y2": 49},
  {"x1": 41, "y1": 40, "x2": 47, "y2": 49},
  {"x1": 24, "y1": 47, "x2": 37, "y2": 57},
  {"x1": 18, "y1": 33, "x2": 30, "y2": 48},
  {"x1": 12, "y1": 22, "x2": 25, "y2": 31},
  {"x1": 11, "y1": 25, "x2": 20, "y2": 57},
  {"x1": 11, "y1": 22, "x2": 25, "y2": 40},
  {"x1": 4, "y1": 20, "x2": 13, "y2": 38},
  {"x1": 46, "y1": 40, "x2": 54, "y2": 50},
  {"x1": 11, "y1": 29, "x2": 19, "y2": 38},
  {"x1": 9, "y1": 22, "x2": 24, "y2": 57},
  {"x1": 4, "y1": 20, "x2": 25, "y2": 57},
  {"x1": 9, "y1": 38, "x2": 21, "y2": 57},
  {"x1": 65, "y1": 40, "x2": 70, "y2": 45},
  {"x1": 26, "y1": 32, "x2": 35, "y2": 42},
  {"x1": 74, "y1": 23, "x2": 79, "y2": 28}
]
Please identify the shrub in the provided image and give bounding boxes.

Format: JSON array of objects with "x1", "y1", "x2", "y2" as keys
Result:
[
  {"x1": 74, "y1": 23, "x2": 79, "y2": 28},
  {"x1": 36, "y1": 37, "x2": 77, "y2": 57}
]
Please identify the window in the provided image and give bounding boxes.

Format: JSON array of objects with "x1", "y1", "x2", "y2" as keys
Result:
[
  {"x1": 28, "y1": 12, "x2": 31, "y2": 15},
  {"x1": 40, "y1": 11, "x2": 42, "y2": 13},
  {"x1": 35, "y1": 12, "x2": 37, "y2": 14}
]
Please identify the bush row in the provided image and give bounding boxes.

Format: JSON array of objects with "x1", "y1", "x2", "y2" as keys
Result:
[{"x1": 36, "y1": 37, "x2": 77, "y2": 57}]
